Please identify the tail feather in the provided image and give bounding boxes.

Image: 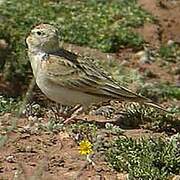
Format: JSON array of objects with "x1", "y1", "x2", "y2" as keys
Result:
[
  {"x1": 99, "y1": 82, "x2": 170, "y2": 113},
  {"x1": 122, "y1": 91, "x2": 171, "y2": 113},
  {"x1": 144, "y1": 102, "x2": 170, "y2": 113}
]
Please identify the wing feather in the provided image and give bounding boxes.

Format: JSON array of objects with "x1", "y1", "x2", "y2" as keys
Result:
[{"x1": 41, "y1": 49, "x2": 149, "y2": 102}]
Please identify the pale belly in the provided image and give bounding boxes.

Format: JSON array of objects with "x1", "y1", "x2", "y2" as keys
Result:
[{"x1": 36, "y1": 75, "x2": 106, "y2": 107}]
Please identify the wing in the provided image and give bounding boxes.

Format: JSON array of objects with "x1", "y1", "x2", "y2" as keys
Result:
[{"x1": 40, "y1": 49, "x2": 149, "y2": 102}]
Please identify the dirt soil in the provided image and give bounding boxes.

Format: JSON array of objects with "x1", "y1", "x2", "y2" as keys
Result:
[{"x1": 0, "y1": 0, "x2": 180, "y2": 179}]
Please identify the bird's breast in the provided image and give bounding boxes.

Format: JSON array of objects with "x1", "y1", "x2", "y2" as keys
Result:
[{"x1": 29, "y1": 51, "x2": 48, "y2": 78}]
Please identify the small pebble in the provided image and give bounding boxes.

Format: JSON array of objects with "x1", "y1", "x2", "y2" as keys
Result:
[
  {"x1": 26, "y1": 145, "x2": 33, "y2": 152},
  {"x1": 0, "y1": 39, "x2": 8, "y2": 49},
  {"x1": 28, "y1": 115, "x2": 38, "y2": 122},
  {"x1": 172, "y1": 175, "x2": 180, "y2": 180},
  {"x1": 135, "y1": 51, "x2": 151, "y2": 65},
  {"x1": 167, "y1": 40, "x2": 174, "y2": 46},
  {"x1": 6, "y1": 155, "x2": 15, "y2": 163}
]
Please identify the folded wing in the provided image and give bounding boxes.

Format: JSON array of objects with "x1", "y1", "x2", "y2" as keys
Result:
[{"x1": 41, "y1": 49, "x2": 150, "y2": 103}]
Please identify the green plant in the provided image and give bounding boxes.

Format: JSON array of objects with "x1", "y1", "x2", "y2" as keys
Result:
[
  {"x1": 115, "y1": 102, "x2": 179, "y2": 132},
  {"x1": 0, "y1": 96, "x2": 19, "y2": 114},
  {"x1": 138, "y1": 83, "x2": 180, "y2": 102},
  {"x1": 159, "y1": 43, "x2": 180, "y2": 62},
  {"x1": 40, "y1": 118, "x2": 64, "y2": 133},
  {"x1": 0, "y1": 135, "x2": 8, "y2": 148},
  {"x1": 105, "y1": 123, "x2": 125, "y2": 135},
  {"x1": 68, "y1": 121, "x2": 98, "y2": 142},
  {"x1": 106, "y1": 135, "x2": 180, "y2": 179}
]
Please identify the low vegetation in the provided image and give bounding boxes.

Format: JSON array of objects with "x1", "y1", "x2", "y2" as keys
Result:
[
  {"x1": 159, "y1": 43, "x2": 180, "y2": 62},
  {"x1": 106, "y1": 135, "x2": 180, "y2": 180}
]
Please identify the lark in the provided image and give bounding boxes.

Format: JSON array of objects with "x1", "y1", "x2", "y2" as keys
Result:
[{"x1": 26, "y1": 23, "x2": 168, "y2": 121}]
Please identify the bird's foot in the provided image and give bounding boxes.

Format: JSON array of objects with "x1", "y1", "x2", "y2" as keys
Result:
[{"x1": 63, "y1": 106, "x2": 83, "y2": 124}]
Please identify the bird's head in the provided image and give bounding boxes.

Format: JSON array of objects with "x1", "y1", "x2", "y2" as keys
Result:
[{"x1": 26, "y1": 24, "x2": 59, "y2": 53}]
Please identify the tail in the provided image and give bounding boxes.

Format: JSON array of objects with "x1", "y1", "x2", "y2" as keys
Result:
[
  {"x1": 144, "y1": 101, "x2": 171, "y2": 113},
  {"x1": 132, "y1": 94, "x2": 171, "y2": 113},
  {"x1": 99, "y1": 82, "x2": 171, "y2": 113}
]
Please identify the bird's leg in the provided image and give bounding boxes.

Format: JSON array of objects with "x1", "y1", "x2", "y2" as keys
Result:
[
  {"x1": 68, "y1": 104, "x2": 82, "y2": 115},
  {"x1": 50, "y1": 104, "x2": 69, "y2": 120},
  {"x1": 63, "y1": 105, "x2": 83, "y2": 124}
]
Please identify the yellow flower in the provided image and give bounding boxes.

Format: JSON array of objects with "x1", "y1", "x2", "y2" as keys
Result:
[{"x1": 79, "y1": 139, "x2": 93, "y2": 155}]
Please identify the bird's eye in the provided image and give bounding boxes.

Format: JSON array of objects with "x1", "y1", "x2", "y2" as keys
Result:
[{"x1": 36, "y1": 31, "x2": 42, "y2": 36}]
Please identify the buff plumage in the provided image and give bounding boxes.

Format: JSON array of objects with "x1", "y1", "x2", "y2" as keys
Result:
[{"x1": 26, "y1": 24, "x2": 168, "y2": 112}]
